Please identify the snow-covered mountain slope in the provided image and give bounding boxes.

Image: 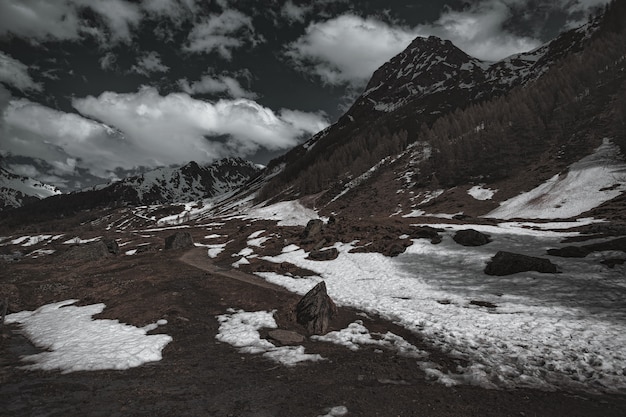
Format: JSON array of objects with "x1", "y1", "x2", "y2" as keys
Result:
[
  {"x1": 0, "y1": 167, "x2": 61, "y2": 210},
  {"x1": 486, "y1": 139, "x2": 626, "y2": 220},
  {"x1": 87, "y1": 157, "x2": 262, "y2": 206}
]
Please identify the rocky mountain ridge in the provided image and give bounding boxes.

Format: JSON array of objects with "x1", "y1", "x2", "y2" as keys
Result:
[
  {"x1": 88, "y1": 157, "x2": 261, "y2": 206},
  {"x1": 0, "y1": 167, "x2": 61, "y2": 210}
]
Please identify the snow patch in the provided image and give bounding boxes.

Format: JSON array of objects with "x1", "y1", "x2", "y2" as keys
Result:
[
  {"x1": 487, "y1": 139, "x2": 626, "y2": 219},
  {"x1": 312, "y1": 320, "x2": 427, "y2": 358},
  {"x1": 244, "y1": 200, "x2": 323, "y2": 226},
  {"x1": 468, "y1": 185, "x2": 496, "y2": 201},
  {"x1": 5, "y1": 300, "x2": 172, "y2": 373},
  {"x1": 216, "y1": 309, "x2": 324, "y2": 366}
]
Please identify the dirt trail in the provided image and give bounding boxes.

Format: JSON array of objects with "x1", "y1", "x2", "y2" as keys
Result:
[{"x1": 179, "y1": 247, "x2": 290, "y2": 293}]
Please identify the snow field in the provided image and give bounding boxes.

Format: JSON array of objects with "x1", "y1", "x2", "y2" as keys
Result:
[
  {"x1": 255, "y1": 224, "x2": 626, "y2": 393},
  {"x1": 487, "y1": 139, "x2": 626, "y2": 219},
  {"x1": 5, "y1": 300, "x2": 172, "y2": 373},
  {"x1": 243, "y1": 200, "x2": 325, "y2": 226}
]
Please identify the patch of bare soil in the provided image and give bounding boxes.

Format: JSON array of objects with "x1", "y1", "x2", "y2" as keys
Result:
[{"x1": 1, "y1": 222, "x2": 626, "y2": 416}]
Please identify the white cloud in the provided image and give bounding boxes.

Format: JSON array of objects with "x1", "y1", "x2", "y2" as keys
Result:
[
  {"x1": 414, "y1": 1, "x2": 541, "y2": 62},
  {"x1": 0, "y1": 0, "x2": 84, "y2": 41},
  {"x1": 178, "y1": 74, "x2": 257, "y2": 99},
  {"x1": 72, "y1": 87, "x2": 328, "y2": 161},
  {"x1": 0, "y1": 0, "x2": 142, "y2": 43},
  {"x1": 99, "y1": 52, "x2": 118, "y2": 71},
  {"x1": 78, "y1": 0, "x2": 142, "y2": 41},
  {"x1": 0, "y1": 51, "x2": 42, "y2": 92},
  {"x1": 1, "y1": 99, "x2": 127, "y2": 178},
  {"x1": 130, "y1": 51, "x2": 169, "y2": 76},
  {"x1": 281, "y1": 1, "x2": 312, "y2": 23},
  {"x1": 7, "y1": 163, "x2": 40, "y2": 178},
  {"x1": 185, "y1": 9, "x2": 261, "y2": 59},
  {"x1": 285, "y1": 15, "x2": 418, "y2": 86},
  {"x1": 0, "y1": 91, "x2": 321, "y2": 184}
]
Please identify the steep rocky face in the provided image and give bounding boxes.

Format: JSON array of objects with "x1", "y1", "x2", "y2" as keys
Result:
[
  {"x1": 346, "y1": 18, "x2": 600, "y2": 122},
  {"x1": 0, "y1": 167, "x2": 61, "y2": 210}
]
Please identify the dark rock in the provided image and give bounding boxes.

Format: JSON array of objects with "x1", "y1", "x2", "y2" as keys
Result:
[
  {"x1": 301, "y1": 219, "x2": 324, "y2": 240},
  {"x1": 409, "y1": 226, "x2": 442, "y2": 244},
  {"x1": 485, "y1": 251, "x2": 559, "y2": 276},
  {"x1": 103, "y1": 238, "x2": 120, "y2": 255},
  {"x1": 453, "y1": 214, "x2": 472, "y2": 221},
  {"x1": 164, "y1": 232, "x2": 194, "y2": 250},
  {"x1": 453, "y1": 229, "x2": 491, "y2": 246},
  {"x1": 296, "y1": 281, "x2": 337, "y2": 335},
  {"x1": 601, "y1": 258, "x2": 626, "y2": 268},
  {"x1": 470, "y1": 300, "x2": 497, "y2": 308},
  {"x1": 547, "y1": 246, "x2": 589, "y2": 258},
  {"x1": 308, "y1": 248, "x2": 339, "y2": 261},
  {"x1": 63, "y1": 241, "x2": 111, "y2": 261},
  {"x1": 387, "y1": 243, "x2": 407, "y2": 257},
  {"x1": 268, "y1": 329, "x2": 305, "y2": 345}
]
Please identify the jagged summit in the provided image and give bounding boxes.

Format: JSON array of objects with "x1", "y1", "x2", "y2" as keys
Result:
[{"x1": 89, "y1": 157, "x2": 262, "y2": 205}]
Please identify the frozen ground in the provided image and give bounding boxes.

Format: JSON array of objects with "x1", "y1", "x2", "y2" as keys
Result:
[
  {"x1": 253, "y1": 221, "x2": 626, "y2": 393},
  {"x1": 5, "y1": 300, "x2": 172, "y2": 373}
]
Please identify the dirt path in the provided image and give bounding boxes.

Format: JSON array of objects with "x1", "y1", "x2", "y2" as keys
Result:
[{"x1": 179, "y1": 247, "x2": 290, "y2": 293}]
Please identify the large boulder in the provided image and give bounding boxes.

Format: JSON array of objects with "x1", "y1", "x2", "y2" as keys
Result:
[
  {"x1": 485, "y1": 251, "x2": 559, "y2": 276},
  {"x1": 296, "y1": 281, "x2": 337, "y2": 335},
  {"x1": 103, "y1": 238, "x2": 120, "y2": 255},
  {"x1": 164, "y1": 232, "x2": 194, "y2": 250},
  {"x1": 453, "y1": 229, "x2": 491, "y2": 246},
  {"x1": 63, "y1": 241, "x2": 112, "y2": 261},
  {"x1": 301, "y1": 219, "x2": 324, "y2": 240}
]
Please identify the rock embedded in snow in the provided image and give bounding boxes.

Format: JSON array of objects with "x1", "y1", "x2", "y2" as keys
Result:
[
  {"x1": 307, "y1": 248, "x2": 339, "y2": 261},
  {"x1": 453, "y1": 229, "x2": 492, "y2": 247},
  {"x1": 296, "y1": 281, "x2": 337, "y2": 335},
  {"x1": 484, "y1": 251, "x2": 559, "y2": 276},
  {"x1": 164, "y1": 232, "x2": 194, "y2": 250},
  {"x1": 268, "y1": 329, "x2": 305, "y2": 345}
]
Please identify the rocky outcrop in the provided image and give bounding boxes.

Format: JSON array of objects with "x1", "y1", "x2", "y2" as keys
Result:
[
  {"x1": 453, "y1": 229, "x2": 491, "y2": 246},
  {"x1": 164, "y1": 232, "x2": 194, "y2": 250},
  {"x1": 296, "y1": 281, "x2": 337, "y2": 335},
  {"x1": 63, "y1": 241, "x2": 112, "y2": 261},
  {"x1": 485, "y1": 251, "x2": 559, "y2": 276}
]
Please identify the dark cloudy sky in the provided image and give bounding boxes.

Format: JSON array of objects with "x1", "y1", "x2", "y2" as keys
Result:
[{"x1": 0, "y1": 0, "x2": 609, "y2": 191}]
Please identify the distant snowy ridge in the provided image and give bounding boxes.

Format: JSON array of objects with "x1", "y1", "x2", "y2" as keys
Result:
[
  {"x1": 85, "y1": 157, "x2": 262, "y2": 206},
  {"x1": 0, "y1": 167, "x2": 61, "y2": 210}
]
